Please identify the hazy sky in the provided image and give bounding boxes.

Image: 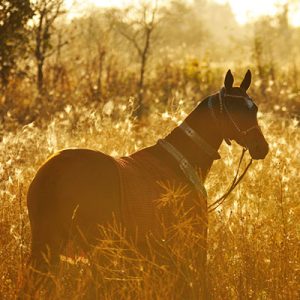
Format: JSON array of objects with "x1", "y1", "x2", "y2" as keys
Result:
[
  {"x1": 216, "y1": 0, "x2": 300, "y2": 26},
  {"x1": 65, "y1": 0, "x2": 300, "y2": 26}
]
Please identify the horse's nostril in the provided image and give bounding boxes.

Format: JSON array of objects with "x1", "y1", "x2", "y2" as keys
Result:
[
  {"x1": 262, "y1": 142, "x2": 269, "y2": 155},
  {"x1": 266, "y1": 143, "x2": 270, "y2": 153},
  {"x1": 261, "y1": 143, "x2": 269, "y2": 158}
]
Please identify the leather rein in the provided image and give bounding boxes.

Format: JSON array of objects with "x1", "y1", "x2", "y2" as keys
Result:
[{"x1": 159, "y1": 88, "x2": 255, "y2": 212}]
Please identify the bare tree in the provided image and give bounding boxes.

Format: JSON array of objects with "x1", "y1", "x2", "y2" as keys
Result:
[
  {"x1": 109, "y1": 0, "x2": 159, "y2": 118},
  {"x1": 83, "y1": 13, "x2": 112, "y2": 101},
  {"x1": 32, "y1": 0, "x2": 66, "y2": 94}
]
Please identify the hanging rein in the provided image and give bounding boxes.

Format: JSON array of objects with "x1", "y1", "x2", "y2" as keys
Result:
[
  {"x1": 159, "y1": 88, "x2": 257, "y2": 213},
  {"x1": 208, "y1": 148, "x2": 252, "y2": 213},
  {"x1": 207, "y1": 88, "x2": 258, "y2": 212}
]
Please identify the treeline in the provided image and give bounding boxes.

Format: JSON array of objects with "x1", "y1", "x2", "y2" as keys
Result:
[{"x1": 0, "y1": 0, "x2": 299, "y2": 127}]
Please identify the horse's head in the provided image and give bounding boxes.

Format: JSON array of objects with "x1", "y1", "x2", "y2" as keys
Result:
[{"x1": 217, "y1": 70, "x2": 269, "y2": 160}]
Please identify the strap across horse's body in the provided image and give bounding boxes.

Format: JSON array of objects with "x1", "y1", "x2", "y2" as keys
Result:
[{"x1": 158, "y1": 138, "x2": 208, "y2": 198}]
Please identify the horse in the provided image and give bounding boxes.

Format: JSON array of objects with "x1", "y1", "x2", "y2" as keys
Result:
[{"x1": 26, "y1": 70, "x2": 269, "y2": 297}]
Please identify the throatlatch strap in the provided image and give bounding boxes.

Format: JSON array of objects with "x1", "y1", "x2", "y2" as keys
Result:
[
  {"x1": 179, "y1": 121, "x2": 220, "y2": 160},
  {"x1": 158, "y1": 139, "x2": 207, "y2": 198}
]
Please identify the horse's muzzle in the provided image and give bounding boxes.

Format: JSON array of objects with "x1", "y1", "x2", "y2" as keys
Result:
[{"x1": 249, "y1": 140, "x2": 269, "y2": 160}]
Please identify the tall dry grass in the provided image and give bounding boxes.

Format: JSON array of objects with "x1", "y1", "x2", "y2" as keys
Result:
[{"x1": 0, "y1": 97, "x2": 299, "y2": 299}]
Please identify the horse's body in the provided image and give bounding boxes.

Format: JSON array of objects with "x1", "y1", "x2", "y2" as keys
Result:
[
  {"x1": 28, "y1": 143, "x2": 206, "y2": 264},
  {"x1": 26, "y1": 70, "x2": 269, "y2": 297}
]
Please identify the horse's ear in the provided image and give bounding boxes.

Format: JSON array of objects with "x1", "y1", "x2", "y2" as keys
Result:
[
  {"x1": 224, "y1": 70, "x2": 234, "y2": 90},
  {"x1": 240, "y1": 69, "x2": 252, "y2": 91}
]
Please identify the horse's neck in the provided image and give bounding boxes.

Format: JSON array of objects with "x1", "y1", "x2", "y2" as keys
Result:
[{"x1": 163, "y1": 97, "x2": 223, "y2": 177}]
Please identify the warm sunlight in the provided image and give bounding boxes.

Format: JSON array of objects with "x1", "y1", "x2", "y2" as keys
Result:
[
  {"x1": 2, "y1": 0, "x2": 300, "y2": 299},
  {"x1": 66, "y1": 0, "x2": 300, "y2": 26}
]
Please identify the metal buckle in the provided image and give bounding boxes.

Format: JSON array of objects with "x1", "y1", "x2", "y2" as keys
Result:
[
  {"x1": 186, "y1": 128, "x2": 193, "y2": 137},
  {"x1": 180, "y1": 159, "x2": 189, "y2": 169}
]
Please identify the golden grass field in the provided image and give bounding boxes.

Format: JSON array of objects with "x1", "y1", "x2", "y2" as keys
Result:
[
  {"x1": 1, "y1": 1, "x2": 300, "y2": 298},
  {"x1": 0, "y1": 98, "x2": 299, "y2": 299}
]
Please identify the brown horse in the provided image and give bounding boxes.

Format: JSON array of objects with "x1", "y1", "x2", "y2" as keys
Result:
[{"x1": 27, "y1": 70, "x2": 268, "y2": 295}]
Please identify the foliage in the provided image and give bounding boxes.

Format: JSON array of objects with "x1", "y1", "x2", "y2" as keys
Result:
[{"x1": 0, "y1": 0, "x2": 33, "y2": 87}]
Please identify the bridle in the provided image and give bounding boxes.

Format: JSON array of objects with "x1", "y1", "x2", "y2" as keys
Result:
[
  {"x1": 159, "y1": 87, "x2": 257, "y2": 212},
  {"x1": 208, "y1": 87, "x2": 261, "y2": 148},
  {"x1": 207, "y1": 88, "x2": 258, "y2": 211}
]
